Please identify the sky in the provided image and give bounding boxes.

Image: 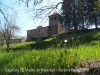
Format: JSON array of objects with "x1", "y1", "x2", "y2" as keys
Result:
[{"x1": 0, "y1": 0, "x2": 62, "y2": 37}]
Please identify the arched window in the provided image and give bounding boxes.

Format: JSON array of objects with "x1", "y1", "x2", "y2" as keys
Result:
[
  {"x1": 50, "y1": 17, "x2": 53, "y2": 20},
  {"x1": 54, "y1": 16, "x2": 57, "y2": 20}
]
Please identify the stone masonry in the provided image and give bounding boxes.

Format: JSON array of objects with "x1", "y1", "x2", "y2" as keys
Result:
[{"x1": 27, "y1": 13, "x2": 63, "y2": 41}]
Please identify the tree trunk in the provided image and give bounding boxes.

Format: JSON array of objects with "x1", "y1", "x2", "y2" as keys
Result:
[
  {"x1": 93, "y1": 12, "x2": 97, "y2": 29},
  {"x1": 7, "y1": 42, "x2": 10, "y2": 52},
  {"x1": 73, "y1": 2, "x2": 77, "y2": 31},
  {"x1": 82, "y1": 0, "x2": 84, "y2": 30},
  {"x1": 82, "y1": 21, "x2": 85, "y2": 30},
  {"x1": 1, "y1": 39, "x2": 4, "y2": 46},
  {"x1": 82, "y1": 13, "x2": 84, "y2": 30},
  {"x1": 6, "y1": 37, "x2": 10, "y2": 52}
]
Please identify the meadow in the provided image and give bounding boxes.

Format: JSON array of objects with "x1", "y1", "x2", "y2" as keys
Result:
[{"x1": 0, "y1": 31, "x2": 100, "y2": 75}]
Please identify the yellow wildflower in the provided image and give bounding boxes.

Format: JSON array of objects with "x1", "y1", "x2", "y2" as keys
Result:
[
  {"x1": 18, "y1": 60, "x2": 22, "y2": 62},
  {"x1": 57, "y1": 43, "x2": 61, "y2": 47},
  {"x1": 32, "y1": 56, "x2": 34, "y2": 58}
]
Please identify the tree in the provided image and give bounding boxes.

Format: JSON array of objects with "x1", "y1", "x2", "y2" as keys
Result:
[
  {"x1": 85, "y1": 0, "x2": 98, "y2": 29},
  {"x1": 62, "y1": 0, "x2": 84, "y2": 30},
  {"x1": 0, "y1": 1, "x2": 21, "y2": 52},
  {"x1": 19, "y1": 0, "x2": 100, "y2": 30},
  {"x1": 0, "y1": 12, "x2": 20, "y2": 52},
  {"x1": 95, "y1": 0, "x2": 100, "y2": 11},
  {"x1": 19, "y1": 0, "x2": 63, "y2": 24},
  {"x1": 77, "y1": 0, "x2": 99, "y2": 29},
  {"x1": 62, "y1": 0, "x2": 100, "y2": 30},
  {"x1": 94, "y1": 0, "x2": 100, "y2": 27},
  {"x1": 61, "y1": 0, "x2": 73, "y2": 30}
]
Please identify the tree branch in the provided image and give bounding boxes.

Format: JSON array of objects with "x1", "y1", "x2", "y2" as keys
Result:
[{"x1": 0, "y1": 2, "x2": 14, "y2": 10}]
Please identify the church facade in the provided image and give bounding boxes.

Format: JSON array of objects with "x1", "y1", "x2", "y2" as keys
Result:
[{"x1": 27, "y1": 13, "x2": 63, "y2": 41}]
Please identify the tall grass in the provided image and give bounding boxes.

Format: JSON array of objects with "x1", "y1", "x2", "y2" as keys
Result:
[
  {"x1": 0, "y1": 31, "x2": 100, "y2": 75},
  {"x1": 0, "y1": 42, "x2": 100, "y2": 75}
]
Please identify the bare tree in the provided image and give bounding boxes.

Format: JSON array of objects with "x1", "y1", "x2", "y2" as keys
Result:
[
  {"x1": 0, "y1": 12, "x2": 20, "y2": 52},
  {"x1": 19, "y1": 0, "x2": 63, "y2": 24},
  {"x1": 0, "y1": 1, "x2": 21, "y2": 52}
]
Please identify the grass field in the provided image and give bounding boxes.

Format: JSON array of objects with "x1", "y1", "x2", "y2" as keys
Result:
[{"x1": 0, "y1": 31, "x2": 100, "y2": 75}]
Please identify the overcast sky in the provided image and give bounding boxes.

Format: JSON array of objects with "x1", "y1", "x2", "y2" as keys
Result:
[{"x1": 0, "y1": 0, "x2": 62, "y2": 37}]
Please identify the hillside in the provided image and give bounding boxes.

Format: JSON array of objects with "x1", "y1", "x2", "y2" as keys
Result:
[
  {"x1": 2, "y1": 31, "x2": 100, "y2": 51},
  {"x1": 0, "y1": 31, "x2": 100, "y2": 75}
]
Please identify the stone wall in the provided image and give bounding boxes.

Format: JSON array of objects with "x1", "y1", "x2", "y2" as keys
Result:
[
  {"x1": 27, "y1": 25, "x2": 59, "y2": 41},
  {"x1": 27, "y1": 13, "x2": 63, "y2": 41},
  {"x1": 10, "y1": 39, "x2": 22, "y2": 44},
  {"x1": 57, "y1": 23, "x2": 63, "y2": 34},
  {"x1": 48, "y1": 26, "x2": 58, "y2": 36},
  {"x1": 48, "y1": 13, "x2": 62, "y2": 27},
  {"x1": 49, "y1": 13, "x2": 58, "y2": 26},
  {"x1": 0, "y1": 38, "x2": 24, "y2": 45},
  {"x1": 27, "y1": 27, "x2": 49, "y2": 41},
  {"x1": 27, "y1": 24, "x2": 63, "y2": 41}
]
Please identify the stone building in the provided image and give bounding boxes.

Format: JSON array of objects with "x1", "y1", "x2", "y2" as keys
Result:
[
  {"x1": 0, "y1": 38, "x2": 26, "y2": 46},
  {"x1": 10, "y1": 38, "x2": 22, "y2": 44},
  {"x1": 27, "y1": 13, "x2": 63, "y2": 41}
]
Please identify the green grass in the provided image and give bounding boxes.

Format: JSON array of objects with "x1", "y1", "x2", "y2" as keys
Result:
[
  {"x1": 1, "y1": 31, "x2": 99, "y2": 51},
  {"x1": 0, "y1": 31, "x2": 100, "y2": 75},
  {"x1": 0, "y1": 44, "x2": 100, "y2": 75}
]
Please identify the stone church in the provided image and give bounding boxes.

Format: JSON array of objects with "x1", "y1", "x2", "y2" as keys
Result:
[{"x1": 27, "y1": 13, "x2": 63, "y2": 41}]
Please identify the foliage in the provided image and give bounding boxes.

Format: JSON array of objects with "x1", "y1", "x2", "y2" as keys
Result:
[
  {"x1": 61, "y1": 0, "x2": 100, "y2": 30},
  {"x1": 95, "y1": 0, "x2": 100, "y2": 11}
]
